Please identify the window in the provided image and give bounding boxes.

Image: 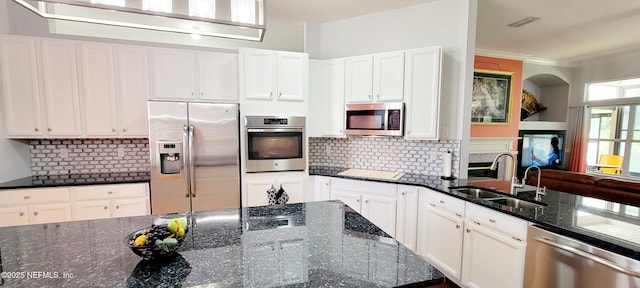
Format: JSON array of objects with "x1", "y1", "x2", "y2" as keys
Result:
[{"x1": 585, "y1": 78, "x2": 640, "y2": 178}]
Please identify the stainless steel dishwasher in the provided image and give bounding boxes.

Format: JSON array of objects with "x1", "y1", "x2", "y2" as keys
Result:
[{"x1": 524, "y1": 225, "x2": 640, "y2": 288}]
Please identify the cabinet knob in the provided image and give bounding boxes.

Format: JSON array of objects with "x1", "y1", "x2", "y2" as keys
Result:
[
  {"x1": 269, "y1": 92, "x2": 273, "y2": 98},
  {"x1": 430, "y1": 203, "x2": 436, "y2": 207},
  {"x1": 439, "y1": 200, "x2": 445, "y2": 204},
  {"x1": 48, "y1": 128, "x2": 52, "y2": 132},
  {"x1": 191, "y1": 92, "x2": 195, "y2": 96},
  {"x1": 401, "y1": 192, "x2": 406, "y2": 196},
  {"x1": 456, "y1": 224, "x2": 460, "y2": 229},
  {"x1": 108, "y1": 191, "x2": 113, "y2": 195},
  {"x1": 489, "y1": 219, "x2": 496, "y2": 223},
  {"x1": 19, "y1": 212, "x2": 24, "y2": 216},
  {"x1": 201, "y1": 92, "x2": 204, "y2": 97},
  {"x1": 473, "y1": 220, "x2": 481, "y2": 225},
  {"x1": 24, "y1": 195, "x2": 30, "y2": 199},
  {"x1": 455, "y1": 213, "x2": 462, "y2": 217},
  {"x1": 104, "y1": 206, "x2": 108, "y2": 210},
  {"x1": 33, "y1": 211, "x2": 39, "y2": 216},
  {"x1": 365, "y1": 200, "x2": 369, "y2": 204},
  {"x1": 356, "y1": 199, "x2": 360, "y2": 202},
  {"x1": 123, "y1": 128, "x2": 127, "y2": 132},
  {"x1": 466, "y1": 228, "x2": 470, "y2": 233},
  {"x1": 376, "y1": 94, "x2": 380, "y2": 99},
  {"x1": 278, "y1": 92, "x2": 282, "y2": 97},
  {"x1": 325, "y1": 183, "x2": 329, "y2": 186},
  {"x1": 112, "y1": 128, "x2": 116, "y2": 132},
  {"x1": 35, "y1": 128, "x2": 39, "y2": 132},
  {"x1": 368, "y1": 95, "x2": 372, "y2": 99},
  {"x1": 407, "y1": 130, "x2": 410, "y2": 135},
  {"x1": 116, "y1": 205, "x2": 120, "y2": 209}
]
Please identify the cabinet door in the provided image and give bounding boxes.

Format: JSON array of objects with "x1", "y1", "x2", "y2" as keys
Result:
[
  {"x1": 198, "y1": 52, "x2": 238, "y2": 101},
  {"x1": 149, "y1": 48, "x2": 196, "y2": 100},
  {"x1": 313, "y1": 176, "x2": 332, "y2": 202},
  {"x1": 322, "y1": 59, "x2": 346, "y2": 136},
  {"x1": 277, "y1": 51, "x2": 306, "y2": 101},
  {"x1": 115, "y1": 45, "x2": 149, "y2": 137},
  {"x1": 404, "y1": 47, "x2": 442, "y2": 140},
  {"x1": 245, "y1": 242, "x2": 279, "y2": 287},
  {"x1": 278, "y1": 177, "x2": 305, "y2": 204},
  {"x1": 396, "y1": 185, "x2": 419, "y2": 251},
  {"x1": 111, "y1": 198, "x2": 150, "y2": 218},
  {"x1": 0, "y1": 206, "x2": 29, "y2": 227},
  {"x1": 423, "y1": 206, "x2": 464, "y2": 280},
  {"x1": 245, "y1": 178, "x2": 274, "y2": 207},
  {"x1": 331, "y1": 189, "x2": 362, "y2": 213},
  {"x1": 342, "y1": 234, "x2": 370, "y2": 280},
  {"x1": 369, "y1": 241, "x2": 399, "y2": 286},
  {"x1": 242, "y1": 49, "x2": 276, "y2": 100},
  {"x1": 345, "y1": 55, "x2": 373, "y2": 103},
  {"x1": 79, "y1": 43, "x2": 118, "y2": 136},
  {"x1": 40, "y1": 39, "x2": 82, "y2": 136},
  {"x1": 72, "y1": 200, "x2": 111, "y2": 221},
  {"x1": 462, "y1": 222, "x2": 527, "y2": 288},
  {"x1": 362, "y1": 194, "x2": 397, "y2": 238},
  {"x1": 30, "y1": 203, "x2": 72, "y2": 224},
  {"x1": 279, "y1": 238, "x2": 307, "y2": 285},
  {"x1": 373, "y1": 52, "x2": 404, "y2": 102},
  {"x1": 1, "y1": 37, "x2": 43, "y2": 137}
]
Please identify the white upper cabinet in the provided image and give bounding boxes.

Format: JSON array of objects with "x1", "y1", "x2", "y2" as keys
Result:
[
  {"x1": 198, "y1": 51, "x2": 238, "y2": 101},
  {"x1": 322, "y1": 59, "x2": 346, "y2": 137},
  {"x1": 240, "y1": 48, "x2": 307, "y2": 102},
  {"x1": 345, "y1": 51, "x2": 404, "y2": 103},
  {"x1": 149, "y1": 48, "x2": 197, "y2": 100},
  {"x1": 149, "y1": 47, "x2": 238, "y2": 101},
  {"x1": 404, "y1": 46, "x2": 442, "y2": 140},
  {"x1": 40, "y1": 39, "x2": 83, "y2": 137},
  {"x1": 1, "y1": 36, "x2": 43, "y2": 137},
  {"x1": 79, "y1": 42, "x2": 118, "y2": 136},
  {"x1": 115, "y1": 45, "x2": 150, "y2": 137}
]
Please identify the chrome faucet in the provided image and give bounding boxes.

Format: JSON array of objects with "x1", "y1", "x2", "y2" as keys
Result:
[
  {"x1": 523, "y1": 165, "x2": 546, "y2": 201},
  {"x1": 490, "y1": 152, "x2": 522, "y2": 195}
]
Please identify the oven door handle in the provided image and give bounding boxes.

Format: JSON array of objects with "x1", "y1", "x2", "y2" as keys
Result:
[
  {"x1": 532, "y1": 236, "x2": 640, "y2": 277},
  {"x1": 247, "y1": 128, "x2": 304, "y2": 133}
]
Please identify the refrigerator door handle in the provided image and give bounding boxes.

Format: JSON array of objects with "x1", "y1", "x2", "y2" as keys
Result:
[
  {"x1": 183, "y1": 125, "x2": 190, "y2": 198},
  {"x1": 189, "y1": 124, "x2": 196, "y2": 198}
]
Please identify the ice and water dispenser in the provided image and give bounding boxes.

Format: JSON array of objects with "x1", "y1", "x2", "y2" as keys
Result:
[{"x1": 157, "y1": 141, "x2": 183, "y2": 176}]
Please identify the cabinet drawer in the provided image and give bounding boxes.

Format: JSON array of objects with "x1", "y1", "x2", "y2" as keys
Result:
[
  {"x1": 70, "y1": 183, "x2": 149, "y2": 201},
  {"x1": 423, "y1": 188, "x2": 465, "y2": 216},
  {"x1": 465, "y1": 203, "x2": 527, "y2": 241},
  {"x1": 1, "y1": 187, "x2": 70, "y2": 205},
  {"x1": 331, "y1": 178, "x2": 397, "y2": 197}
]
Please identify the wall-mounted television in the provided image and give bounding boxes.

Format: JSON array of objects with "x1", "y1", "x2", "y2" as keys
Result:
[{"x1": 517, "y1": 130, "x2": 565, "y2": 178}]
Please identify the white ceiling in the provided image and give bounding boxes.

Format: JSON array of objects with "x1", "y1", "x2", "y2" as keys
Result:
[{"x1": 268, "y1": 0, "x2": 640, "y2": 66}]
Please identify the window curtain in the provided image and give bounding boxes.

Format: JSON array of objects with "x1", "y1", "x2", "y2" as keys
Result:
[{"x1": 569, "y1": 106, "x2": 587, "y2": 172}]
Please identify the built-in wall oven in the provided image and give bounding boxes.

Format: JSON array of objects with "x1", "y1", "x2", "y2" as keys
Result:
[{"x1": 244, "y1": 116, "x2": 305, "y2": 172}]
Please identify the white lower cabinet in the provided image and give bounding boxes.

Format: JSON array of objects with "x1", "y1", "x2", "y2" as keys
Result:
[
  {"x1": 417, "y1": 188, "x2": 465, "y2": 281},
  {"x1": 312, "y1": 176, "x2": 332, "y2": 201},
  {"x1": 243, "y1": 227, "x2": 308, "y2": 287},
  {"x1": 396, "y1": 185, "x2": 419, "y2": 251},
  {"x1": 244, "y1": 172, "x2": 305, "y2": 207},
  {"x1": 461, "y1": 203, "x2": 527, "y2": 288},
  {"x1": 70, "y1": 183, "x2": 150, "y2": 220},
  {"x1": 330, "y1": 178, "x2": 397, "y2": 238},
  {"x1": 0, "y1": 187, "x2": 72, "y2": 227}
]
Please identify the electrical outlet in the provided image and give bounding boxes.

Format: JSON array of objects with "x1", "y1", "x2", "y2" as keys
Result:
[
  {"x1": 117, "y1": 147, "x2": 125, "y2": 158},
  {"x1": 325, "y1": 145, "x2": 331, "y2": 154},
  {"x1": 59, "y1": 148, "x2": 68, "y2": 159},
  {"x1": 429, "y1": 151, "x2": 437, "y2": 161}
]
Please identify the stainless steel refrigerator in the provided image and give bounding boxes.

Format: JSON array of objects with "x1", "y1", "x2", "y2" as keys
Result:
[{"x1": 148, "y1": 101, "x2": 240, "y2": 215}]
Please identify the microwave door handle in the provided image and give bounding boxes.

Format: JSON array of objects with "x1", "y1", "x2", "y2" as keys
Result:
[
  {"x1": 182, "y1": 125, "x2": 189, "y2": 198},
  {"x1": 189, "y1": 125, "x2": 196, "y2": 198}
]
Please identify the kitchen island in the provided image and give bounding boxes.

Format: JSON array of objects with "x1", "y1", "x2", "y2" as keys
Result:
[{"x1": 0, "y1": 200, "x2": 444, "y2": 287}]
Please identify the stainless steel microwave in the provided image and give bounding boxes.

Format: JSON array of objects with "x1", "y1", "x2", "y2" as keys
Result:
[{"x1": 345, "y1": 102, "x2": 404, "y2": 136}]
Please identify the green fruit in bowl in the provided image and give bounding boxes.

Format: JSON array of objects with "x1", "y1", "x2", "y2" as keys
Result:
[{"x1": 167, "y1": 217, "x2": 187, "y2": 234}]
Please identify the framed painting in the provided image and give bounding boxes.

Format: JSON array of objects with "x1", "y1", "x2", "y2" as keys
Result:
[{"x1": 471, "y1": 69, "x2": 513, "y2": 125}]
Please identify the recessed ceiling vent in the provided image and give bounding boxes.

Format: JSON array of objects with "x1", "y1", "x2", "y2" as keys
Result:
[{"x1": 507, "y1": 16, "x2": 541, "y2": 28}]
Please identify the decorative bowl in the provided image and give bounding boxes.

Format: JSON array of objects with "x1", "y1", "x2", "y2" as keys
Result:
[{"x1": 125, "y1": 222, "x2": 188, "y2": 261}]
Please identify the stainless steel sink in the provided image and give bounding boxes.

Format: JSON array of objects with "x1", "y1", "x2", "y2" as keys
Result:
[
  {"x1": 449, "y1": 187, "x2": 506, "y2": 199},
  {"x1": 486, "y1": 197, "x2": 547, "y2": 209}
]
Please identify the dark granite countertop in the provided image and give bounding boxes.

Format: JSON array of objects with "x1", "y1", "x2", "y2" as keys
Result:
[
  {"x1": 309, "y1": 166, "x2": 640, "y2": 260},
  {"x1": 0, "y1": 172, "x2": 150, "y2": 189},
  {"x1": 0, "y1": 201, "x2": 444, "y2": 287}
]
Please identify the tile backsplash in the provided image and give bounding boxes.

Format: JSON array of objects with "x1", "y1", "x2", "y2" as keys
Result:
[
  {"x1": 30, "y1": 139, "x2": 150, "y2": 175},
  {"x1": 309, "y1": 137, "x2": 460, "y2": 178}
]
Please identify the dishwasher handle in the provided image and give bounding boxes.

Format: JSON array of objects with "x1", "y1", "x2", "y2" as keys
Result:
[{"x1": 532, "y1": 236, "x2": 640, "y2": 278}]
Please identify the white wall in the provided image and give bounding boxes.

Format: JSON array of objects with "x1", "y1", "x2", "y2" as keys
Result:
[
  {"x1": 0, "y1": 1, "x2": 31, "y2": 182},
  {"x1": 307, "y1": 0, "x2": 478, "y2": 142}
]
